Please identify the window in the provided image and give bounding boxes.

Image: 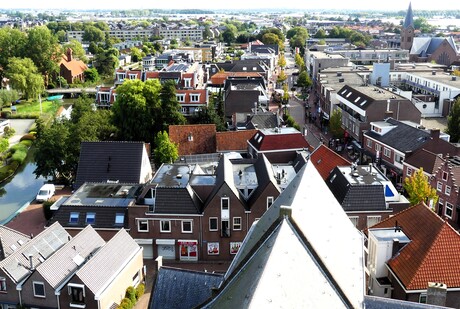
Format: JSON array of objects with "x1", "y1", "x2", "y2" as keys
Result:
[
  {"x1": 437, "y1": 181, "x2": 443, "y2": 192},
  {"x1": 375, "y1": 144, "x2": 381, "y2": 152},
  {"x1": 442, "y1": 171, "x2": 448, "y2": 181},
  {"x1": 69, "y1": 212, "x2": 79, "y2": 224},
  {"x1": 209, "y1": 218, "x2": 218, "y2": 231},
  {"x1": 85, "y1": 213, "x2": 96, "y2": 225},
  {"x1": 267, "y1": 196, "x2": 274, "y2": 209},
  {"x1": 366, "y1": 139, "x2": 372, "y2": 148},
  {"x1": 33, "y1": 282, "x2": 45, "y2": 298},
  {"x1": 445, "y1": 202, "x2": 453, "y2": 219},
  {"x1": 221, "y1": 197, "x2": 229, "y2": 210},
  {"x1": 419, "y1": 293, "x2": 427, "y2": 303},
  {"x1": 115, "y1": 213, "x2": 124, "y2": 225},
  {"x1": 138, "y1": 220, "x2": 149, "y2": 232},
  {"x1": 367, "y1": 216, "x2": 381, "y2": 228},
  {"x1": 190, "y1": 94, "x2": 200, "y2": 102},
  {"x1": 68, "y1": 283, "x2": 85, "y2": 306},
  {"x1": 0, "y1": 277, "x2": 6, "y2": 291},
  {"x1": 349, "y1": 216, "x2": 359, "y2": 228},
  {"x1": 383, "y1": 147, "x2": 391, "y2": 158},
  {"x1": 407, "y1": 167, "x2": 412, "y2": 176},
  {"x1": 221, "y1": 219, "x2": 230, "y2": 237},
  {"x1": 233, "y1": 217, "x2": 242, "y2": 230},
  {"x1": 176, "y1": 94, "x2": 185, "y2": 102},
  {"x1": 160, "y1": 220, "x2": 171, "y2": 233},
  {"x1": 181, "y1": 220, "x2": 193, "y2": 233},
  {"x1": 445, "y1": 186, "x2": 451, "y2": 196}
]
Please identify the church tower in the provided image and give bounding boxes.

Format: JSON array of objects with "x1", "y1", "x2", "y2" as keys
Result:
[{"x1": 400, "y1": 2, "x2": 415, "y2": 50}]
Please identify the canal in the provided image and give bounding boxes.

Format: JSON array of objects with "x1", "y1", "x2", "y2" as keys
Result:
[{"x1": 0, "y1": 148, "x2": 47, "y2": 224}]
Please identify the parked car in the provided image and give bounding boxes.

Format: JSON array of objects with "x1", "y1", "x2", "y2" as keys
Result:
[{"x1": 36, "y1": 184, "x2": 55, "y2": 202}]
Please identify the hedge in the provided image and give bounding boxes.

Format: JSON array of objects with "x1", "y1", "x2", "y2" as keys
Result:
[
  {"x1": 20, "y1": 134, "x2": 36, "y2": 142},
  {"x1": 11, "y1": 149, "x2": 27, "y2": 164},
  {"x1": 43, "y1": 201, "x2": 54, "y2": 220}
]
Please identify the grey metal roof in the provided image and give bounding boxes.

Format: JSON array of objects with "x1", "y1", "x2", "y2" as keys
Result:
[
  {"x1": 364, "y1": 295, "x2": 452, "y2": 309},
  {"x1": 365, "y1": 118, "x2": 431, "y2": 153},
  {"x1": 75, "y1": 141, "x2": 149, "y2": 190},
  {"x1": 0, "y1": 222, "x2": 70, "y2": 284},
  {"x1": 0, "y1": 226, "x2": 31, "y2": 260},
  {"x1": 246, "y1": 112, "x2": 280, "y2": 129},
  {"x1": 219, "y1": 162, "x2": 365, "y2": 308},
  {"x1": 36, "y1": 225, "x2": 105, "y2": 289},
  {"x1": 151, "y1": 267, "x2": 223, "y2": 309},
  {"x1": 75, "y1": 229, "x2": 141, "y2": 296}
]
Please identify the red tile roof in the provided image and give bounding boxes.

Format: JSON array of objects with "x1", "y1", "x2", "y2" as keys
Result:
[
  {"x1": 371, "y1": 204, "x2": 460, "y2": 290},
  {"x1": 216, "y1": 130, "x2": 258, "y2": 152},
  {"x1": 59, "y1": 55, "x2": 87, "y2": 77},
  {"x1": 210, "y1": 72, "x2": 262, "y2": 85},
  {"x1": 144, "y1": 71, "x2": 160, "y2": 80},
  {"x1": 310, "y1": 144, "x2": 351, "y2": 180},
  {"x1": 248, "y1": 129, "x2": 309, "y2": 152},
  {"x1": 169, "y1": 124, "x2": 216, "y2": 155},
  {"x1": 176, "y1": 89, "x2": 207, "y2": 105}
]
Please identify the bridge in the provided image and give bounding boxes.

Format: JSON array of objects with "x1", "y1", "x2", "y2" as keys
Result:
[{"x1": 46, "y1": 87, "x2": 98, "y2": 95}]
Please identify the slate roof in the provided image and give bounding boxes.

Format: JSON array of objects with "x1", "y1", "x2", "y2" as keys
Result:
[
  {"x1": 326, "y1": 166, "x2": 387, "y2": 211},
  {"x1": 153, "y1": 186, "x2": 202, "y2": 214},
  {"x1": 310, "y1": 144, "x2": 351, "y2": 180},
  {"x1": 0, "y1": 222, "x2": 70, "y2": 284},
  {"x1": 35, "y1": 225, "x2": 105, "y2": 290},
  {"x1": 365, "y1": 118, "x2": 431, "y2": 153},
  {"x1": 246, "y1": 155, "x2": 280, "y2": 206},
  {"x1": 203, "y1": 162, "x2": 365, "y2": 308},
  {"x1": 248, "y1": 128, "x2": 309, "y2": 152},
  {"x1": 403, "y1": 2, "x2": 414, "y2": 29},
  {"x1": 75, "y1": 229, "x2": 141, "y2": 296},
  {"x1": 48, "y1": 205, "x2": 129, "y2": 229},
  {"x1": 150, "y1": 267, "x2": 223, "y2": 309},
  {"x1": 370, "y1": 204, "x2": 460, "y2": 290},
  {"x1": 245, "y1": 112, "x2": 280, "y2": 129},
  {"x1": 364, "y1": 295, "x2": 450, "y2": 309},
  {"x1": 410, "y1": 37, "x2": 458, "y2": 57},
  {"x1": 404, "y1": 148, "x2": 444, "y2": 174},
  {"x1": 0, "y1": 226, "x2": 30, "y2": 260},
  {"x1": 216, "y1": 130, "x2": 257, "y2": 152},
  {"x1": 337, "y1": 84, "x2": 375, "y2": 109},
  {"x1": 75, "y1": 141, "x2": 150, "y2": 189},
  {"x1": 169, "y1": 124, "x2": 216, "y2": 155}
]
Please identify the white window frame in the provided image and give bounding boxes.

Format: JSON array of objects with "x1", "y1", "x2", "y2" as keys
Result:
[
  {"x1": 233, "y1": 217, "x2": 242, "y2": 231},
  {"x1": 375, "y1": 144, "x2": 381, "y2": 152},
  {"x1": 221, "y1": 197, "x2": 230, "y2": 210},
  {"x1": 176, "y1": 94, "x2": 185, "y2": 102},
  {"x1": 406, "y1": 167, "x2": 412, "y2": 177},
  {"x1": 85, "y1": 213, "x2": 96, "y2": 225},
  {"x1": 267, "y1": 196, "x2": 274, "y2": 209},
  {"x1": 419, "y1": 293, "x2": 427, "y2": 303},
  {"x1": 383, "y1": 147, "x2": 391, "y2": 158},
  {"x1": 445, "y1": 202, "x2": 453, "y2": 219},
  {"x1": 349, "y1": 216, "x2": 359, "y2": 227},
  {"x1": 138, "y1": 220, "x2": 149, "y2": 232},
  {"x1": 437, "y1": 181, "x2": 443, "y2": 192},
  {"x1": 209, "y1": 217, "x2": 218, "y2": 231},
  {"x1": 445, "y1": 185, "x2": 451, "y2": 196},
  {"x1": 160, "y1": 220, "x2": 171, "y2": 233},
  {"x1": 181, "y1": 220, "x2": 193, "y2": 233},
  {"x1": 190, "y1": 94, "x2": 200, "y2": 102},
  {"x1": 366, "y1": 139, "x2": 372, "y2": 148},
  {"x1": 33, "y1": 281, "x2": 46, "y2": 298},
  {"x1": 367, "y1": 215, "x2": 381, "y2": 228}
]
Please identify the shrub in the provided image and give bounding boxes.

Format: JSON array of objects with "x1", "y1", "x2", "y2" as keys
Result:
[
  {"x1": 20, "y1": 134, "x2": 36, "y2": 142},
  {"x1": 0, "y1": 161, "x2": 19, "y2": 182},
  {"x1": 10, "y1": 143, "x2": 28, "y2": 153},
  {"x1": 125, "y1": 286, "x2": 137, "y2": 303},
  {"x1": 8, "y1": 113, "x2": 39, "y2": 119},
  {"x1": 135, "y1": 284, "x2": 145, "y2": 299},
  {"x1": 20, "y1": 140, "x2": 33, "y2": 147},
  {"x1": 11, "y1": 149, "x2": 27, "y2": 164},
  {"x1": 117, "y1": 298, "x2": 132, "y2": 309},
  {"x1": 43, "y1": 201, "x2": 54, "y2": 220},
  {"x1": 0, "y1": 111, "x2": 11, "y2": 118},
  {"x1": 3, "y1": 127, "x2": 15, "y2": 138}
]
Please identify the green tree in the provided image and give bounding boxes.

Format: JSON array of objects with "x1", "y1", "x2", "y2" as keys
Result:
[
  {"x1": 222, "y1": 24, "x2": 237, "y2": 45},
  {"x1": 0, "y1": 28, "x2": 27, "y2": 80},
  {"x1": 83, "y1": 25, "x2": 105, "y2": 43},
  {"x1": 0, "y1": 89, "x2": 20, "y2": 109},
  {"x1": 329, "y1": 109, "x2": 344, "y2": 138},
  {"x1": 297, "y1": 71, "x2": 312, "y2": 91},
  {"x1": 403, "y1": 168, "x2": 438, "y2": 206},
  {"x1": 24, "y1": 26, "x2": 60, "y2": 85},
  {"x1": 294, "y1": 53, "x2": 306, "y2": 70},
  {"x1": 157, "y1": 80, "x2": 186, "y2": 132},
  {"x1": 261, "y1": 32, "x2": 281, "y2": 46},
  {"x1": 83, "y1": 68, "x2": 99, "y2": 84},
  {"x1": 6, "y1": 57, "x2": 44, "y2": 100},
  {"x1": 277, "y1": 70, "x2": 287, "y2": 85},
  {"x1": 446, "y1": 98, "x2": 460, "y2": 143},
  {"x1": 314, "y1": 29, "x2": 327, "y2": 39},
  {"x1": 278, "y1": 54, "x2": 286, "y2": 69},
  {"x1": 94, "y1": 48, "x2": 119, "y2": 77},
  {"x1": 130, "y1": 47, "x2": 144, "y2": 62},
  {"x1": 55, "y1": 30, "x2": 67, "y2": 43},
  {"x1": 0, "y1": 138, "x2": 9, "y2": 154},
  {"x1": 153, "y1": 131, "x2": 179, "y2": 166},
  {"x1": 63, "y1": 40, "x2": 88, "y2": 63}
]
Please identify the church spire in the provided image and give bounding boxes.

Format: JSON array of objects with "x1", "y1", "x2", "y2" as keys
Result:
[{"x1": 403, "y1": 2, "x2": 414, "y2": 29}]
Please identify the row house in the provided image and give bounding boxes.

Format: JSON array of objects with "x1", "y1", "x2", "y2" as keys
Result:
[
  {"x1": 0, "y1": 223, "x2": 143, "y2": 309},
  {"x1": 95, "y1": 86, "x2": 116, "y2": 108},
  {"x1": 327, "y1": 49, "x2": 409, "y2": 66},
  {"x1": 367, "y1": 204, "x2": 460, "y2": 307},
  {"x1": 404, "y1": 148, "x2": 460, "y2": 228},
  {"x1": 336, "y1": 84, "x2": 421, "y2": 144}
]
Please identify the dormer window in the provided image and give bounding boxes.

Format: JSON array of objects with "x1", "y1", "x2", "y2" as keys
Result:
[
  {"x1": 372, "y1": 125, "x2": 382, "y2": 134},
  {"x1": 176, "y1": 94, "x2": 185, "y2": 102},
  {"x1": 190, "y1": 94, "x2": 200, "y2": 102}
]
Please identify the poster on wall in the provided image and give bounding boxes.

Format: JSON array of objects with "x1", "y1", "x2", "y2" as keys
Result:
[
  {"x1": 230, "y1": 242, "x2": 242, "y2": 255},
  {"x1": 207, "y1": 242, "x2": 219, "y2": 255}
]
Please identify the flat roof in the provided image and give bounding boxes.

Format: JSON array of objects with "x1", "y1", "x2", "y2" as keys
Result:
[
  {"x1": 260, "y1": 127, "x2": 300, "y2": 135},
  {"x1": 63, "y1": 183, "x2": 139, "y2": 207},
  {"x1": 337, "y1": 165, "x2": 388, "y2": 186},
  {"x1": 151, "y1": 164, "x2": 193, "y2": 187},
  {"x1": 407, "y1": 71, "x2": 460, "y2": 89},
  {"x1": 369, "y1": 228, "x2": 410, "y2": 243}
]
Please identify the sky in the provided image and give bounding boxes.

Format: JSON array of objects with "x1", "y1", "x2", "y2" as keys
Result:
[{"x1": 1, "y1": 0, "x2": 457, "y2": 11}]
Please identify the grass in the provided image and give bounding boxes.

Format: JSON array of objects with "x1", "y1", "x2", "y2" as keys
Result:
[{"x1": 7, "y1": 99, "x2": 61, "y2": 115}]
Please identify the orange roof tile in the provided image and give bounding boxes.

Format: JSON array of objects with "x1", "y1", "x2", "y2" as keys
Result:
[
  {"x1": 216, "y1": 130, "x2": 258, "y2": 152},
  {"x1": 169, "y1": 124, "x2": 216, "y2": 155},
  {"x1": 310, "y1": 144, "x2": 351, "y2": 180},
  {"x1": 371, "y1": 204, "x2": 460, "y2": 290},
  {"x1": 210, "y1": 72, "x2": 262, "y2": 85},
  {"x1": 59, "y1": 56, "x2": 87, "y2": 77}
]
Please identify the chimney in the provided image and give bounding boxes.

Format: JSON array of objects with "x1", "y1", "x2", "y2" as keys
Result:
[
  {"x1": 391, "y1": 239, "x2": 400, "y2": 257},
  {"x1": 28, "y1": 254, "x2": 35, "y2": 270},
  {"x1": 155, "y1": 256, "x2": 163, "y2": 271},
  {"x1": 67, "y1": 48, "x2": 73, "y2": 62},
  {"x1": 426, "y1": 282, "x2": 447, "y2": 307},
  {"x1": 384, "y1": 110, "x2": 394, "y2": 118},
  {"x1": 430, "y1": 128, "x2": 440, "y2": 140}
]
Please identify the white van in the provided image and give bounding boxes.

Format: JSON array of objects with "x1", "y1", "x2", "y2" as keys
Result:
[{"x1": 36, "y1": 184, "x2": 56, "y2": 202}]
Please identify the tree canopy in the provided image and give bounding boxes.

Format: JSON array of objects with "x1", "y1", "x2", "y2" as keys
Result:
[
  {"x1": 403, "y1": 168, "x2": 438, "y2": 206},
  {"x1": 6, "y1": 57, "x2": 44, "y2": 100},
  {"x1": 329, "y1": 109, "x2": 344, "y2": 138},
  {"x1": 154, "y1": 131, "x2": 179, "y2": 166},
  {"x1": 446, "y1": 98, "x2": 460, "y2": 143}
]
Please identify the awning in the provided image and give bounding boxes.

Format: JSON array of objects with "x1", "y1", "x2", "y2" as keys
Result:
[
  {"x1": 135, "y1": 239, "x2": 153, "y2": 245},
  {"x1": 178, "y1": 240, "x2": 198, "y2": 246},
  {"x1": 156, "y1": 239, "x2": 175, "y2": 245}
]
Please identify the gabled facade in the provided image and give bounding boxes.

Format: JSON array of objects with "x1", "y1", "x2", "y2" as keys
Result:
[
  {"x1": 59, "y1": 48, "x2": 87, "y2": 85},
  {"x1": 367, "y1": 204, "x2": 460, "y2": 307},
  {"x1": 0, "y1": 226, "x2": 30, "y2": 260}
]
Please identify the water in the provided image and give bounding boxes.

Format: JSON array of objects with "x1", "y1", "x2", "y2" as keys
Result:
[{"x1": 0, "y1": 149, "x2": 47, "y2": 224}]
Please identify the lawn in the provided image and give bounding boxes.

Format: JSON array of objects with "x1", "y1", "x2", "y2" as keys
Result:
[{"x1": 6, "y1": 99, "x2": 61, "y2": 116}]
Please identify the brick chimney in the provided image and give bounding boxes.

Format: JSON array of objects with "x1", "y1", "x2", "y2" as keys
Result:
[
  {"x1": 66, "y1": 48, "x2": 73, "y2": 62},
  {"x1": 426, "y1": 282, "x2": 447, "y2": 307},
  {"x1": 430, "y1": 128, "x2": 440, "y2": 140}
]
